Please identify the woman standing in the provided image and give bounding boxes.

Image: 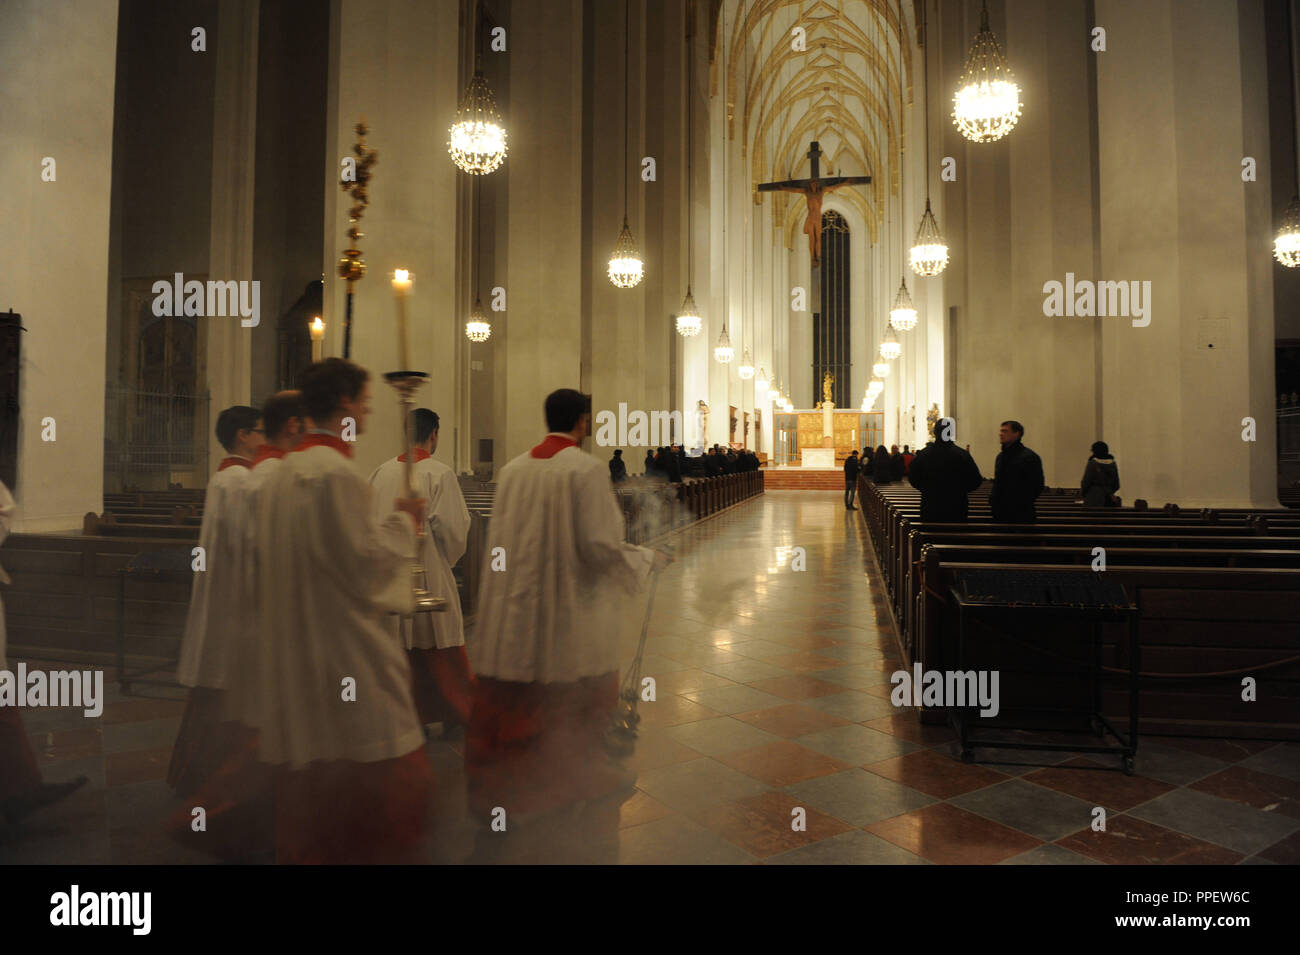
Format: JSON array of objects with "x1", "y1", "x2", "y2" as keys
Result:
[{"x1": 1080, "y1": 441, "x2": 1120, "y2": 507}]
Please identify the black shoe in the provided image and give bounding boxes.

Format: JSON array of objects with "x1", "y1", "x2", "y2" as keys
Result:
[{"x1": 2, "y1": 776, "x2": 89, "y2": 823}]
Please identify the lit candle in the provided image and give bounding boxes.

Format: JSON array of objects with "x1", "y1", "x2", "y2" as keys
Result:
[
  {"x1": 392, "y1": 269, "x2": 412, "y2": 371},
  {"x1": 309, "y1": 316, "x2": 325, "y2": 361}
]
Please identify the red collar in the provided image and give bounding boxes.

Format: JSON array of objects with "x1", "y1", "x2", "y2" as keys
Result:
[
  {"x1": 397, "y1": 448, "x2": 431, "y2": 463},
  {"x1": 218, "y1": 456, "x2": 252, "y2": 471},
  {"x1": 254, "y1": 446, "x2": 288, "y2": 466},
  {"x1": 531, "y1": 435, "x2": 578, "y2": 459},
  {"x1": 296, "y1": 432, "x2": 354, "y2": 459}
]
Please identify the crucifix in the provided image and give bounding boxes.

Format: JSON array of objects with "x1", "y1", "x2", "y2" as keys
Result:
[{"x1": 757, "y1": 141, "x2": 870, "y2": 267}]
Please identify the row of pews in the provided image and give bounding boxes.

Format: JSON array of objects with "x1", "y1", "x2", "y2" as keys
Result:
[
  {"x1": 859, "y1": 478, "x2": 1300, "y2": 740},
  {"x1": 5, "y1": 470, "x2": 765, "y2": 671}
]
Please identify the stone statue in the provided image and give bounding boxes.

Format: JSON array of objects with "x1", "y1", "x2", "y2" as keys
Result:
[{"x1": 695, "y1": 400, "x2": 709, "y2": 449}]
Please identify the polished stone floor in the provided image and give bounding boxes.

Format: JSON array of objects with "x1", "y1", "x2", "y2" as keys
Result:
[{"x1": 3, "y1": 491, "x2": 1299, "y2": 864}]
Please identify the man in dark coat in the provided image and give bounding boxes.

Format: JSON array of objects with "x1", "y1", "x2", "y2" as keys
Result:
[
  {"x1": 889, "y1": 445, "x2": 905, "y2": 483},
  {"x1": 843, "y1": 450, "x2": 860, "y2": 510},
  {"x1": 609, "y1": 449, "x2": 628, "y2": 483},
  {"x1": 872, "y1": 445, "x2": 892, "y2": 483},
  {"x1": 907, "y1": 419, "x2": 983, "y2": 522},
  {"x1": 990, "y1": 420, "x2": 1046, "y2": 523}
]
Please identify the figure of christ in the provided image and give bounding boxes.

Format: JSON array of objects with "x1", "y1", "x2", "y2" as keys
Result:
[{"x1": 757, "y1": 141, "x2": 871, "y2": 266}]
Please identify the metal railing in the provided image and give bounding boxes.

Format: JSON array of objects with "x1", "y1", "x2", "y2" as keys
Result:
[{"x1": 104, "y1": 386, "x2": 210, "y2": 492}]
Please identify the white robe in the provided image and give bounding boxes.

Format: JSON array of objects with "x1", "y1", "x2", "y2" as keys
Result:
[
  {"x1": 368, "y1": 454, "x2": 470, "y2": 650},
  {"x1": 176, "y1": 462, "x2": 252, "y2": 689},
  {"x1": 248, "y1": 444, "x2": 423, "y2": 768},
  {"x1": 470, "y1": 438, "x2": 655, "y2": 684},
  {"x1": 0, "y1": 481, "x2": 14, "y2": 671}
]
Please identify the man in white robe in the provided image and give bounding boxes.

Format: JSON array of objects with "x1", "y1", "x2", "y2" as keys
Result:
[
  {"x1": 368, "y1": 408, "x2": 475, "y2": 731},
  {"x1": 466, "y1": 388, "x2": 668, "y2": 819},
  {"x1": 166, "y1": 391, "x2": 306, "y2": 860},
  {"x1": 0, "y1": 481, "x2": 87, "y2": 829},
  {"x1": 167, "y1": 405, "x2": 263, "y2": 796},
  {"x1": 241, "y1": 359, "x2": 430, "y2": 863}
]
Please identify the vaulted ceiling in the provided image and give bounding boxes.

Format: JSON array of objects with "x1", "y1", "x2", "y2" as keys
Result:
[{"x1": 711, "y1": 0, "x2": 919, "y2": 246}]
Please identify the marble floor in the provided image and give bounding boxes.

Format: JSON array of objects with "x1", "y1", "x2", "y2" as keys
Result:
[{"x1": 3, "y1": 490, "x2": 1299, "y2": 864}]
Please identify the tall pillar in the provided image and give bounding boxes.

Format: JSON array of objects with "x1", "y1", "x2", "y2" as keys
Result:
[
  {"x1": 322, "y1": 0, "x2": 461, "y2": 478},
  {"x1": 1096, "y1": 0, "x2": 1277, "y2": 506},
  {"x1": 2, "y1": 0, "x2": 119, "y2": 530},
  {"x1": 206, "y1": 0, "x2": 259, "y2": 467},
  {"x1": 499, "y1": 0, "x2": 584, "y2": 462}
]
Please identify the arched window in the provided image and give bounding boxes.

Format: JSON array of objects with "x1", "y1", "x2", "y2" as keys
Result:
[{"x1": 816, "y1": 210, "x2": 850, "y2": 407}]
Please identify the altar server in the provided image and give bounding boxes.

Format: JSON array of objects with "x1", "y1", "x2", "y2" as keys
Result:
[
  {"x1": 466, "y1": 388, "x2": 668, "y2": 819},
  {"x1": 369, "y1": 408, "x2": 475, "y2": 730},
  {"x1": 250, "y1": 359, "x2": 431, "y2": 864},
  {"x1": 167, "y1": 405, "x2": 263, "y2": 796},
  {"x1": 0, "y1": 481, "x2": 87, "y2": 828}
]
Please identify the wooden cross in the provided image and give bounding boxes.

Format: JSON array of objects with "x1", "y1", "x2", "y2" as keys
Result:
[{"x1": 757, "y1": 141, "x2": 870, "y2": 266}]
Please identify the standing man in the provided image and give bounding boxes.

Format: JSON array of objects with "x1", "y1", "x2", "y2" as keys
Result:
[
  {"x1": 369, "y1": 408, "x2": 475, "y2": 732},
  {"x1": 248, "y1": 358, "x2": 431, "y2": 863},
  {"x1": 466, "y1": 389, "x2": 669, "y2": 820},
  {"x1": 608, "y1": 449, "x2": 627, "y2": 483},
  {"x1": 907, "y1": 418, "x2": 984, "y2": 522},
  {"x1": 843, "y1": 449, "x2": 860, "y2": 510},
  {"x1": 169, "y1": 405, "x2": 263, "y2": 796},
  {"x1": 991, "y1": 420, "x2": 1046, "y2": 523}
]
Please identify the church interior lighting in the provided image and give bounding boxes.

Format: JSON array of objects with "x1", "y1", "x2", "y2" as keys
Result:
[
  {"x1": 676, "y1": 289, "x2": 702, "y2": 335},
  {"x1": 1275, "y1": 196, "x2": 1300, "y2": 267},
  {"x1": 890, "y1": 277, "x2": 918, "y2": 332},
  {"x1": 465, "y1": 299, "x2": 491, "y2": 342},
  {"x1": 873, "y1": 361, "x2": 890, "y2": 378},
  {"x1": 738, "y1": 347, "x2": 754, "y2": 379},
  {"x1": 880, "y1": 326, "x2": 901, "y2": 361},
  {"x1": 448, "y1": 69, "x2": 508, "y2": 175},
  {"x1": 608, "y1": 0, "x2": 643, "y2": 288},
  {"x1": 953, "y1": 0, "x2": 1022, "y2": 144}
]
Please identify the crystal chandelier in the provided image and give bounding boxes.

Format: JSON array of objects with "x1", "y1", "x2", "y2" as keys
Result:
[
  {"x1": 609, "y1": 0, "x2": 643, "y2": 288},
  {"x1": 953, "y1": 1, "x2": 1022, "y2": 144},
  {"x1": 449, "y1": 68, "x2": 508, "y2": 175},
  {"x1": 465, "y1": 297, "x2": 491, "y2": 342},
  {"x1": 738, "y1": 347, "x2": 754, "y2": 379},
  {"x1": 755, "y1": 367, "x2": 769, "y2": 391},
  {"x1": 873, "y1": 361, "x2": 890, "y2": 378},
  {"x1": 890, "y1": 278, "x2": 918, "y2": 331},
  {"x1": 714, "y1": 324, "x2": 733, "y2": 364},
  {"x1": 608, "y1": 217, "x2": 644, "y2": 288},
  {"x1": 676, "y1": 287, "x2": 702, "y2": 335},
  {"x1": 868, "y1": 376, "x2": 884, "y2": 395},
  {"x1": 880, "y1": 326, "x2": 901, "y2": 361},
  {"x1": 910, "y1": 200, "x2": 949, "y2": 276},
  {"x1": 1276, "y1": 196, "x2": 1300, "y2": 267}
]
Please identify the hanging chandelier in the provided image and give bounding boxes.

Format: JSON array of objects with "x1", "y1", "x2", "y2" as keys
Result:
[
  {"x1": 880, "y1": 326, "x2": 901, "y2": 361},
  {"x1": 869, "y1": 376, "x2": 884, "y2": 395},
  {"x1": 449, "y1": 68, "x2": 509, "y2": 175},
  {"x1": 1276, "y1": 196, "x2": 1300, "y2": 267},
  {"x1": 677, "y1": 17, "x2": 701, "y2": 331},
  {"x1": 873, "y1": 361, "x2": 890, "y2": 378},
  {"x1": 714, "y1": 324, "x2": 733, "y2": 363},
  {"x1": 676, "y1": 288, "x2": 702, "y2": 335},
  {"x1": 609, "y1": 0, "x2": 643, "y2": 288},
  {"x1": 890, "y1": 278, "x2": 918, "y2": 331},
  {"x1": 953, "y1": 1, "x2": 1022, "y2": 144},
  {"x1": 465, "y1": 298, "x2": 491, "y2": 342},
  {"x1": 738, "y1": 347, "x2": 754, "y2": 379},
  {"x1": 609, "y1": 217, "x2": 644, "y2": 288},
  {"x1": 755, "y1": 367, "x2": 769, "y2": 391},
  {"x1": 910, "y1": 200, "x2": 949, "y2": 276}
]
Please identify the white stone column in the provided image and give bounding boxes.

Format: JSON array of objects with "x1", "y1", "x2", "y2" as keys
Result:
[
  {"x1": 2, "y1": 0, "x2": 119, "y2": 530},
  {"x1": 501, "y1": 0, "x2": 584, "y2": 463},
  {"x1": 206, "y1": 0, "x2": 259, "y2": 469},
  {"x1": 1096, "y1": 0, "x2": 1277, "y2": 506},
  {"x1": 321, "y1": 0, "x2": 461, "y2": 478}
]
